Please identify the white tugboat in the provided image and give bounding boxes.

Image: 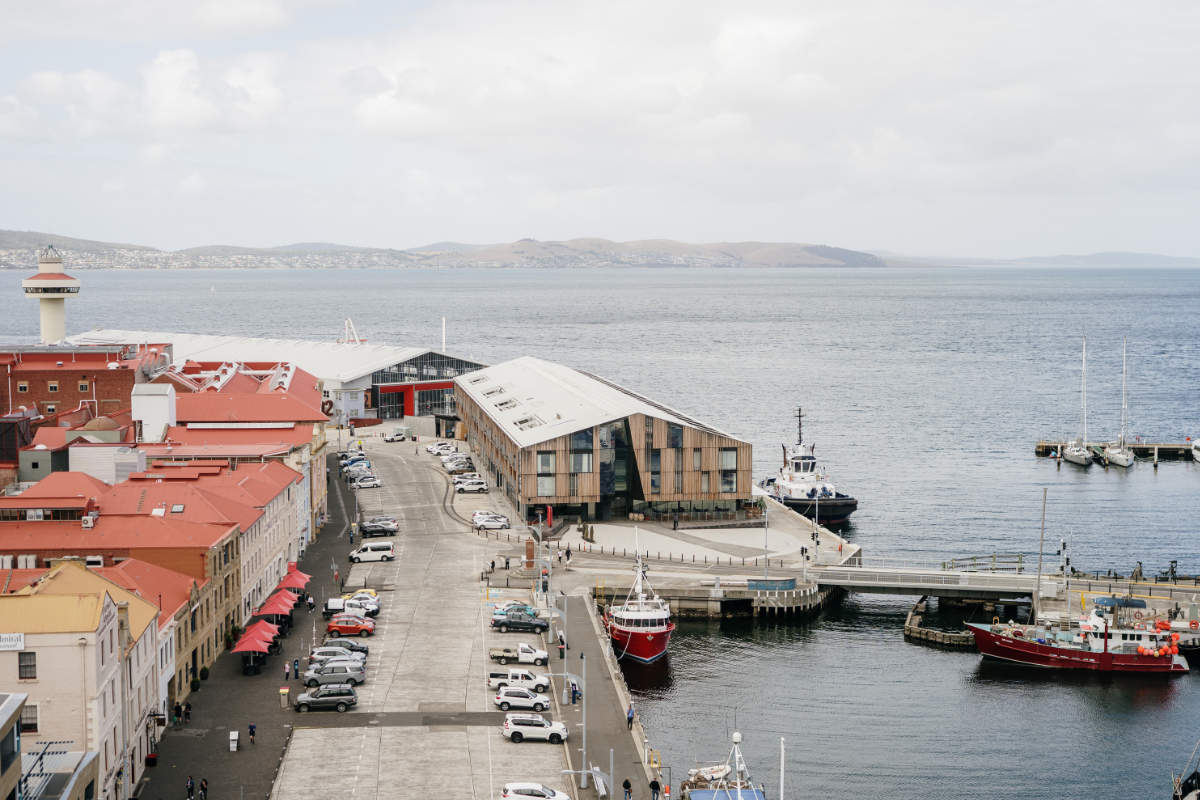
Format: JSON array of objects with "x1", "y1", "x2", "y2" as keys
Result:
[{"x1": 760, "y1": 408, "x2": 858, "y2": 525}]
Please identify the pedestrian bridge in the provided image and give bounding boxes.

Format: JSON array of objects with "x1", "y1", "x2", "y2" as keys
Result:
[{"x1": 808, "y1": 564, "x2": 1046, "y2": 599}]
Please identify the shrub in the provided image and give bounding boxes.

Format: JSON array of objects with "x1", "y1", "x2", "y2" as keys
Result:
[
  {"x1": 199, "y1": 666, "x2": 210, "y2": 680},
  {"x1": 190, "y1": 677, "x2": 201, "y2": 692}
]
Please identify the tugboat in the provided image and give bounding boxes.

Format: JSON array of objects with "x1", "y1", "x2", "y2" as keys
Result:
[
  {"x1": 604, "y1": 548, "x2": 674, "y2": 663},
  {"x1": 680, "y1": 731, "x2": 767, "y2": 800},
  {"x1": 966, "y1": 600, "x2": 1190, "y2": 674},
  {"x1": 760, "y1": 408, "x2": 858, "y2": 525}
]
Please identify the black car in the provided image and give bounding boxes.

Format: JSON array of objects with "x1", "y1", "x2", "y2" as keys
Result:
[
  {"x1": 294, "y1": 683, "x2": 357, "y2": 713},
  {"x1": 360, "y1": 523, "x2": 396, "y2": 537},
  {"x1": 492, "y1": 612, "x2": 550, "y2": 634},
  {"x1": 323, "y1": 637, "x2": 370, "y2": 655}
]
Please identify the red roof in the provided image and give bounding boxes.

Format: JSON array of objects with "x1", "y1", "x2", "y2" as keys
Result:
[
  {"x1": 163, "y1": 424, "x2": 314, "y2": 447},
  {"x1": 0, "y1": 516, "x2": 235, "y2": 554},
  {"x1": 136, "y1": 443, "x2": 293, "y2": 458},
  {"x1": 28, "y1": 427, "x2": 71, "y2": 450},
  {"x1": 24, "y1": 272, "x2": 78, "y2": 281},
  {"x1": 97, "y1": 559, "x2": 204, "y2": 630},
  {"x1": 0, "y1": 497, "x2": 94, "y2": 511},
  {"x1": 0, "y1": 568, "x2": 50, "y2": 592},
  {"x1": 98, "y1": 482, "x2": 263, "y2": 532},
  {"x1": 174, "y1": 393, "x2": 327, "y2": 424},
  {"x1": 21, "y1": 471, "x2": 110, "y2": 500}
]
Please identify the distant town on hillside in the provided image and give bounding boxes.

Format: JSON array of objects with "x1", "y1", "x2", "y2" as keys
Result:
[{"x1": 2, "y1": 229, "x2": 1198, "y2": 270}]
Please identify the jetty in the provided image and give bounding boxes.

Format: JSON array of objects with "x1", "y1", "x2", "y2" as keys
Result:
[{"x1": 1035, "y1": 439, "x2": 1195, "y2": 461}]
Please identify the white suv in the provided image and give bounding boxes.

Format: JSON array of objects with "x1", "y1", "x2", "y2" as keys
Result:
[
  {"x1": 494, "y1": 687, "x2": 550, "y2": 712},
  {"x1": 456, "y1": 479, "x2": 489, "y2": 494},
  {"x1": 501, "y1": 713, "x2": 568, "y2": 744}
]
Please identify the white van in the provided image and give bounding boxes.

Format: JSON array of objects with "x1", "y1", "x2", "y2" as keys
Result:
[{"x1": 349, "y1": 541, "x2": 395, "y2": 563}]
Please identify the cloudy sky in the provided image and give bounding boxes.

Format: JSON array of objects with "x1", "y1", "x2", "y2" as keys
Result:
[{"x1": 2, "y1": 0, "x2": 1198, "y2": 256}]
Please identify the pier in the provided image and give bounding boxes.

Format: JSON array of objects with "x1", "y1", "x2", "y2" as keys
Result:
[{"x1": 1035, "y1": 439, "x2": 1195, "y2": 460}]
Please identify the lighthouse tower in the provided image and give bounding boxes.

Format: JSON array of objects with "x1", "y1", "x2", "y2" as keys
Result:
[{"x1": 22, "y1": 245, "x2": 80, "y2": 344}]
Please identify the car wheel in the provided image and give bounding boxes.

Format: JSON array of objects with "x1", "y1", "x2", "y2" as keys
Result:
[
  {"x1": 510, "y1": 732, "x2": 523, "y2": 743},
  {"x1": 496, "y1": 682, "x2": 508, "y2": 689},
  {"x1": 384, "y1": 556, "x2": 394, "y2": 561},
  {"x1": 500, "y1": 702, "x2": 510, "y2": 710},
  {"x1": 549, "y1": 734, "x2": 562, "y2": 744},
  {"x1": 351, "y1": 557, "x2": 360, "y2": 563},
  {"x1": 306, "y1": 679, "x2": 318, "y2": 687},
  {"x1": 503, "y1": 524, "x2": 510, "y2": 529},
  {"x1": 499, "y1": 624, "x2": 508, "y2": 633},
  {"x1": 534, "y1": 658, "x2": 546, "y2": 666},
  {"x1": 297, "y1": 704, "x2": 309, "y2": 713},
  {"x1": 497, "y1": 657, "x2": 508, "y2": 665},
  {"x1": 360, "y1": 630, "x2": 371, "y2": 638},
  {"x1": 535, "y1": 684, "x2": 547, "y2": 693},
  {"x1": 533, "y1": 703, "x2": 544, "y2": 712},
  {"x1": 457, "y1": 487, "x2": 464, "y2": 493},
  {"x1": 336, "y1": 703, "x2": 348, "y2": 712}
]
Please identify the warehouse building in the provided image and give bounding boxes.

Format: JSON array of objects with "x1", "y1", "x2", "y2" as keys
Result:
[{"x1": 454, "y1": 356, "x2": 752, "y2": 522}]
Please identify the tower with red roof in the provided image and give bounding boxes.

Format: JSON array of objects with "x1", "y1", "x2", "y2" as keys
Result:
[{"x1": 21, "y1": 245, "x2": 81, "y2": 344}]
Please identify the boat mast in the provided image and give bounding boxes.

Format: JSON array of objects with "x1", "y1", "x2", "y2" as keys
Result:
[
  {"x1": 1033, "y1": 487, "x2": 1046, "y2": 624},
  {"x1": 796, "y1": 406, "x2": 804, "y2": 446},
  {"x1": 1119, "y1": 337, "x2": 1128, "y2": 447},
  {"x1": 1081, "y1": 337, "x2": 1088, "y2": 446}
]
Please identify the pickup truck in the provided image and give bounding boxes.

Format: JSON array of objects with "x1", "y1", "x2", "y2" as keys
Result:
[
  {"x1": 488, "y1": 643, "x2": 548, "y2": 666},
  {"x1": 492, "y1": 612, "x2": 550, "y2": 634},
  {"x1": 487, "y1": 668, "x2": 551, "y2": 692}
]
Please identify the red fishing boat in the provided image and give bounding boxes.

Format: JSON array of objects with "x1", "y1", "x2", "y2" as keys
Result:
[
  {"x1": 966, "y1": 607, "x2": 1189, "y2": 674},
  {"x1": 604, "y1": 553, "x2": 675, "y2": 663}
]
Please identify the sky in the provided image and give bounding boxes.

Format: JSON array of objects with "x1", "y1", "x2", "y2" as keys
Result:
[{"x1": 2, "y1": 0, "x2": 1199, "y2": 257}]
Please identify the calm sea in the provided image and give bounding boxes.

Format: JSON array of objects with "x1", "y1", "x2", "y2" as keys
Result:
[{"x1": 5, "y1": 265, "x2": 1198, "y2": 798}]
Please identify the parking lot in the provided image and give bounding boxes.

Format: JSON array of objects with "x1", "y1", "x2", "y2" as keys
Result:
[{"x1": 270, "y1": 434, "x2": 574, "y2": 800}]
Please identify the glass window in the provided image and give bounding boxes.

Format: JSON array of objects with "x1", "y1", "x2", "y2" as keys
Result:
[
  {"x1": 537, "y1": 476, "x2": 555, "y2": 496},
  {"x1": 16, "y1": 382, "x2": 27, "y2": 393},
  {"x1": 667, "y1": 424, "x2": 683, "y2": 449},
  {"x1": 1, "y1": 727, "x2": 16, "y2": 772},
  {"x1": 650, "y1": 449, "x2": 661, "y2": 494},
  {"x1": 569, "y1": 473, "x2": 577, "y2": 496},
  {"x1": 701, "y1": 472, "x2": 710, "y2": 493},
  {"x1": 18, "y1": 651, "x2": 36, "y2": 679},
  {"x1": 19, "y1": 705, "x2": 37, "y2": 733},
  {"x1": 719, "y1": 448, "x2": 737, "y2": 470},
  {"x1": 79, "y1": 381, "x2": 89, "y2": 392},
  {"x1": 693, "y1": 448, "x2": 702, "y2": 471},
  {"x1": 570, "y1": 428, "x2": 592, "y2": 450},
  {"x1": 570, "y1": 452, "x2": 592, "y2": 473},
  {"x1": 720, "y1": 470, "x2": 737, "y2": 493},
  {"x1": 536, "y1": 452, "x2": 555, "y2": 473},
  {"x1": 47, "y1": 381, "x2": 58, "y2": 393}
]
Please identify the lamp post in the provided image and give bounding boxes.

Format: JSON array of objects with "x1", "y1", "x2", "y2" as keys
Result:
[{"x1": 579, "y1": 652, "x2": 588, "y2": 789}]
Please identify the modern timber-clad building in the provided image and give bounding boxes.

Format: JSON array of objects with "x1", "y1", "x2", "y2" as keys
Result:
[{"x1": 454, "y1": 357, "x2": 752, "y2": 521}]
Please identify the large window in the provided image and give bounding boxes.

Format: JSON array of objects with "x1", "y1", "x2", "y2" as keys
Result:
[
  {"x1": 720, "y1": 470, "x2": 737, "y2": 493},
  {"x1": 416, "y1": 388, "x2": 454, "y2": 416},
  {"x1": 19, "y1": 706, "x2": 37, "y2": 733},
  {"x1": 693, "y1": 448, "x2": 702, "y2": 471},
  {"x1": 536, "y1": 451, "x2": 556, "y2": 497},
  {"x1": 570, "y1": 428, "x2": 593, "y2": 450},
  {"x1": 372, "y1": 352, "x2": 485, "y2": 385},
  {"x1": 1, "y1": 726, "x2": 16, "y2": 772},
  {"x1": 719, "y1": 448, "x2": 737, "y2": 470},
  {"x1": 570, "y1": 452, "x2": 593, "y2": 473},
  {"x1": 674, "y1": 448, "x2": 683, "y2": 493},
  {"x1": 701, "y1": 472, "x2": 710, "y2": 493},
  {"x1": 667, "y1": 424, "x2": 683, "y2": 449},
  {"x1": 650, "y1": 449, "x2": 661, "y2": 494},
  {"x1": 18, "y1": 651, "x2": 35, "y2": 679}
]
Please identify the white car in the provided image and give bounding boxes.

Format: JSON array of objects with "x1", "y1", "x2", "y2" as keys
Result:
[
  {"x1": 471, "y1": 509, "x2": 501, "y2": 521},
  {"x1": 475, "y1": 516, "x2": 510, "y2": 530},
  {"x1": 501, "y1": 713, "x2": 568, "y2": 744},
  {"x1": 502, "y1": 784, "x2": 570, "y2": 800},
  {"x1": 494, "y1": 687, "x2": 550, "y2": 712},
  {"x1": 343, "y1": 593, "x2": 381, "y2": 612},
  {"x1": 309, "y1": 646, "x2": 367, "y2": 664},
  {"x1": 352, "y1": 476, "x2": 381, "y2": 489},
  {"x1": 456, "y1": 480, "x2": 488, "y2": 494},
  {"x1": 459, "y1": 474, "x2": 485, "y2": 485},
  {"x1": 426, "y1": 443, "x2": 456, "y2": 454}
]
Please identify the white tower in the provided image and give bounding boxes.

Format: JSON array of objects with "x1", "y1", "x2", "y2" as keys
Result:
[{"x1": 22, "y1": 245, "x2": 80, "y2": 344}]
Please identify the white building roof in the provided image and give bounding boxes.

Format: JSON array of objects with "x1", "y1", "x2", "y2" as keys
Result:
[
  {"x1": 454, "y1": 355, "x2": 733, "y2": 448},
  {"x1": 70, "y1": 329, "x2": 434, "y2": 384}
]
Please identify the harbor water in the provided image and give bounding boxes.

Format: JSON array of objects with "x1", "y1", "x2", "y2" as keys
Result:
[{"x1": 5, "y1": 265, "x2": 1198, "y2": 798}]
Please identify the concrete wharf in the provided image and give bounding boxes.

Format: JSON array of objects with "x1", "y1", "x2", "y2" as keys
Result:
[{"x1": 1035, "y1": 439, "x2": 1196, "y2": 461}]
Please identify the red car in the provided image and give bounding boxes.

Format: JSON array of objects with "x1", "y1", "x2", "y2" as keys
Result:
[{"x1": 326, "y1": 614, "x2": 375, "y2": 637}]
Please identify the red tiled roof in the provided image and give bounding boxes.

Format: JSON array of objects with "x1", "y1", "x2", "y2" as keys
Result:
[
  {"x1": 0, "y1": 516, "x2": 235, "y2": 551},
  {"x1": 0, "y1": 497, "x2": 93, "y2": 511},
  {"x1": 174, "y1": 393, "x2": 327, "y2": 423},
  {"x1": 24, "y1": 272, "x2": 78, "y2": 281},
  {"x1": 0, "y1": 568, "x2": 51, "y2": 592},
  {"x1": 136, "y1": 443, "x2": 293, "y2": 458},
  {"x1": 99, "y1": 482, "x2": 263, "y2": 532},
  {"x1": 98, "y1": 559, "x2": 205, "y2": 630},
  {"x1": 164, "y1": 424, "x2": 313, "y2": 447},
  {"x1": 206, "y1": 371, "x2": 260, "y2": 394},
  {"x1": 21, "y1": 471, "x2": 110, "y2": 500},
  {"x1": 29, "y1": 427, "x2": 70, "y2": 449}
]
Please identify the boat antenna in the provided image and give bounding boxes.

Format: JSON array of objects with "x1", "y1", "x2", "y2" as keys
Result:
[{"x1": 795, "y1": 406, "x2": 804, "y2": 445}]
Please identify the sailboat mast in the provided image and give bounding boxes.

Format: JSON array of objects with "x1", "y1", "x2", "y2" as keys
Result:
[
  {"x1": 1120, "y1": 337, "x2": 1128, "y2": 446},
  {"x1": 1081, "y1": 337, "x2": 1088, "y2": 445}
]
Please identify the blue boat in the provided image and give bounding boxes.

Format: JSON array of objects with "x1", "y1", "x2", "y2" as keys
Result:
[{"x1": 680, "y1": 732, "x2": 767, "y2": 800}]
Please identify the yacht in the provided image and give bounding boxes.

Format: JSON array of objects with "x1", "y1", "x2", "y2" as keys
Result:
[
  {"x1": 1062, "y1": 337, "x2": 1094, "y2": 467},
  {"x1": 1103, "y1": 338, "x2": 1135, "y2": 467},
  {"x1": 761, "y1": 408, "x2": 858, "y2": 525}
]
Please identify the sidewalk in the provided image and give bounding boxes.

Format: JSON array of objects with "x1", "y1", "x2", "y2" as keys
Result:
[{"x1": 134, "y1": 456, "x2": 349, "y2": 800}]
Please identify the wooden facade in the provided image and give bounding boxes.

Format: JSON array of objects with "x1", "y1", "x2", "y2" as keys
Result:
[{"x1": 455, "y1": 385, "x2": 752, "y2": 517}]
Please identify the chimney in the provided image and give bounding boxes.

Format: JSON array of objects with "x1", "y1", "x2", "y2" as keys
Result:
[{"x1": 131, "y1": 383, "x2": 176, "y2": 443}]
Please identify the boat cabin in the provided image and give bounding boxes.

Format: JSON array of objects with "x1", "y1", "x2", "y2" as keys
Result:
[{"x1": 610, "y1": 596, "x2": 671, "y2": 631}]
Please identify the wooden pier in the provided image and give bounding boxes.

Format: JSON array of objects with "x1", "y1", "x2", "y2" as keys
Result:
[
  {"x1": 1035, "y1": 440, "x2": 1195, "y2": 461},
  {"x1": 902, "y1": 596, "x2": 976, "y2": 649},
  {"x1": 592, "y1": 578, "x2": 835, "y2": 619}
]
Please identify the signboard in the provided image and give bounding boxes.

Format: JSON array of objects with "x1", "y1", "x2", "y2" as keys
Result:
[{"x1": 0, "y1": 632, "x2": 25, "y2": 651}]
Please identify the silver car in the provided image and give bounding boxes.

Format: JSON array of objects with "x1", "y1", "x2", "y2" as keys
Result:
[
  {"x1": 309, "y1": 646, "x2": 367, "y2": 665},
  {"x1": 303, "y1": 660, "x2": 366, "y2": 687}
]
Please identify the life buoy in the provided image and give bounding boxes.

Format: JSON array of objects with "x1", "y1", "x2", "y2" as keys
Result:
[
  {"x1": 1133, "y1": 611, "x2": 1142, "y2": 620},
  {"x1": 1191, "y1": 620, "x2": 1199, "y2": 630}
]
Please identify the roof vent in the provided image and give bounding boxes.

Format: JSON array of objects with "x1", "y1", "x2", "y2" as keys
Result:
[
  {"x1": 108, "y1": 362, "x2": 120, "y2": 370},
  {"x1": 56, "y1": 361, "x2": 63, "y2": 367}
]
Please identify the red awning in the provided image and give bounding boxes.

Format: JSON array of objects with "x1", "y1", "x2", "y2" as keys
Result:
[
  {"x1": 231, "y1": 637, "x2": 271, "y2": 654},
  {"x1": 245, "y1": 620, "x2": 280, "y2": 638},
  {"x1": 277, "y1": 571, "x2": 310, "y2": 590},
  {"x1": 288, "y1": 566, "x2": 312, "y2": 580},
  {"x1": 256, "y1": 591, "x2": 297, "y2": 616}
]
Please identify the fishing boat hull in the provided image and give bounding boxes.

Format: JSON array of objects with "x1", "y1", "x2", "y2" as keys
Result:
[
  {"x1": 967, "y1": 624, "x2": 1189, "y2": 674},
  {"x1": 778, "y1": 493, "x2": 858, "y2": 525},
  {"x1": 606, "y1": 617, "x2": 675, "y2": 663}
]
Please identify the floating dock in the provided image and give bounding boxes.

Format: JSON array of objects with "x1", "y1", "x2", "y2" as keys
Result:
[{"x1": 1035, "y1": 440, "x2": 1195, "y2": 460}]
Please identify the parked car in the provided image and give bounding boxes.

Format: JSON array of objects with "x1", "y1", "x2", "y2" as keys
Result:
[
  {"x1": 488, "y1": 643, "x2": 548, "y2": 666},
  {"x1": 447, "y1": 463, "x2": 476, "y2": 475},
  {"x1": 351, "y1": 476, "x2": 382, "y2": 489},
  {"x1": 303, "y1": 660, "x2": 366, "y2": 687},
  {"x1": 309, "y1": 646, "x2": 367, "y2": 665},
  {"x1": 491, "y1": 603, "x2": 538, "y2": 620},
  {"x1": 501, "y1": 784, "x2": 570, "y2": 800},
  {"x1": 294, "y1": 683, "x2": 357, "y2": 713},
  {"x1": 360, "y1": 523, "x2": 395, "y2": 538},
  {"x1": 494, "y1": 687, "x2": 550, "y2": 712},
  {"x1": 322, "y1": 598, "x2": 368, "y2": 619},
  {"x1": 492, "y1": 612, "x2": 549, "y2": 634},
  {"x1": 339, "y1": 455, "x2": 369, "y2": 467},
  {"x1": 349, "y1": 541, "x2": 395, "y2": 562},
  {"x1": 475, "y1": 516, "x2": 510, "y2": 530},
  {"x1": 426, "y1": 443, "x2": 456, "y2": 454},
  {"x1": 322, "y1": 637, "x2": 369, "y2": 655},
  {"x1": 383, "y1": 432, "x2": 406, "y2": 442},
  {"x1": 327, "y1": 615, "x2": 375, "y2": 637},
  {"x1": 460, "y1": 475, "x2": 486, "y2": 486},
  {"x1": 342, "y1": 592, "x2": 381, "y2": 613},
  {"x1": 501, "y1": 713, "x2": 568, "y2": 744},
  {"x1": 456, "y1": 480, "x2": 489, "y2": 494},
  {"x1": 487, "y1": 668, "x2": 551, "y2": 692},
  {"x1": 363, "y1": 516, "x2": 397, "y2": 527}
]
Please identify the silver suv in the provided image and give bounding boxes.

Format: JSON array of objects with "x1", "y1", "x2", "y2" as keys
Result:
[
  {"x1": 294, "y1": 683, "x2": 357, "y2": 713},
  {"x1": 309, "y1": 646, "x2": 367, "y2": 665},
  {"x1": 303, "y1": 660, "x2": 366, "y2": 687},
  {"x1": 501, "y1": 713, "x2": 568, "y2": 744}
]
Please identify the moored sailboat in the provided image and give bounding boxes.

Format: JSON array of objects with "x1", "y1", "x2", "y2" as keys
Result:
[
  {"x1": 1062, "y1": 337, "x2": 1094, "y2": 467},
  {"x1": 1103, "y1": 337, "x2": 1135, "y2": 467}
]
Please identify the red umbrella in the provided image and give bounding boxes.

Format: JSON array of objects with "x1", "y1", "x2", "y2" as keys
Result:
[
  {"x1": 287, "y1": 564, "x2": 312, "y2": 579},
  {"x1": 256, "y1": 590, "x2": 298, "y2": 616},
  {"x1": 231, "y1": 637, "x2": 271, "y2": 654},
  {"x1": 246, "y1": 620, "x2": 280, "y2": 638},
  {"x1": 277, "y1": 571, "x2": 310, "y2": 590}
]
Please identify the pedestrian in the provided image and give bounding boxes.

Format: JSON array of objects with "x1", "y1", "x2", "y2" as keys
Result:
[
  {"x1": 173, "y1": 702, "x2": 182, "y2": 728},
  {"x1": 565, "y1": 546, "x2": 571, "y2": 563},
  {"x1": 248, "y1": 722, "x2": 256, "y2": 744},
  {"x1": 293, "y1": 658, "x2": 300, "y2": 678},
  {"x1": 622, "y1": 778, "x2": 632, "y2": 800},
  {"x1": 504, "y1": 556, "x2": 510, "y2": 570},
  {"x1": 557, "y1": 548, "x2": 563, "y2": 564},
  {"x1": 490, "y1": 559, "x2": 495, "y2": 572},
  {"x1": 650, "y1": 778, "x2": 661, "y2": 800},
  {"x1": 184, "y1": 702, "x2": 191, "y2": 723},
  {"x1": 200, "y1": 777, "x2": 209, "y2": 800},
  {"x1": 627, "y1": 704, "x2": 635, "y2": 730},
  {"x1": 186, "y1": 775, "x2": 195, "y2": 800},
  {"x1": 570, "y1": 680, "x2": 580, "y2": 705},
  {"x1": 284, "y1": 661, "x2": 290, "y2": 680}
]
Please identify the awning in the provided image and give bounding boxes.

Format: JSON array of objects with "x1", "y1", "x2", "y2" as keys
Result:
[
  {"x1": 245, "y1": 620, "x2": 281, "y2": 638},
  {"x1": 277, "y1": 571, "x2": 310, "y2": 590},
  {"x1": 288, "y1": 564, "x2": 311, "y2": 578},
  {"x1": 256, "y1": 591, "x2": 298, "y2": 616},
  {"x1": 231, "y1": 637, "x2": 271, "y2": 654}
]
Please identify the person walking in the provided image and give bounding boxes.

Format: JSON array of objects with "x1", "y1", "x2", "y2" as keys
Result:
[
  {"x1": 173, "y1": 702, "x2": 182, "y2": 729},
  {"x1": 184, "y1": 702, "x2": 191, "y2": 724},
  {"x1": 565, "y1": 546, "x2": 571, "y2": 564},
  {"x1": 627, "y1": 704, "x2": 635, "y2": 730},
  {"x1": 649, "y1": 778, "x2": 661, "y2": 800},
  {"x1": 307, "y1": 594, "x2": 315, "y2": 613},
  {"x1": 186, "y1": 775, "x2": 195, "y2": 800},
  {"x1": 293, "y1": 658, "x2": 300, "y2": 678},
  {"x1": 200, "y1": 777, "x2": 209, "y2": 800},
  {"x1": 248, "y1": 722, "x2": 256, "y2": 744},
  {"x1": 622, "y1": 778, "x2": 632, "y2": 800},
  {"x1": 284, "y1": 661, "x2": 290, "y2": 680}
]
